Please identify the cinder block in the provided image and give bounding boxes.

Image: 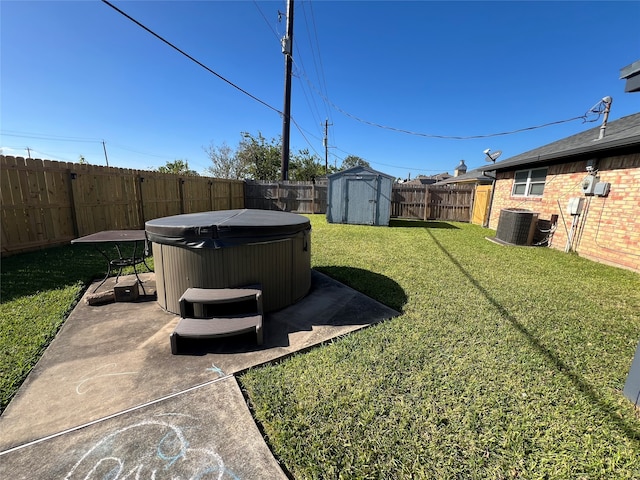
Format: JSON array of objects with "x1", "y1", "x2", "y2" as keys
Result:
[{"x1": 114, "y1": 279, "x2": 139, "y2": 302}]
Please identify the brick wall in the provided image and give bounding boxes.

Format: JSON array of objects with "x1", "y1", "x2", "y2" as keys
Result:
[{"x1": 488, "y1": 152, "x2": 640, "y2": 272}]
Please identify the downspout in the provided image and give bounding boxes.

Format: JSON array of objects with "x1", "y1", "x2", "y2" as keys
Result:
[{"x1": 484, "y1": 170, "x2": 497, "y2": 228}]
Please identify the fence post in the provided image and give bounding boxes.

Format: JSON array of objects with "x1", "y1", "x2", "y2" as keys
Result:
[
  {"x1": 178, "y1": 177, "x2": 185, "y2": 214},
  {"x1": 137, "y1": 174, "x2": 146, "y2": 227},
  {"x1": 67, "y1": 168, "x2": 80, "y2": 237},
  {"x1": 423, "y1": 185, "x2": 429, "y2": 221}
]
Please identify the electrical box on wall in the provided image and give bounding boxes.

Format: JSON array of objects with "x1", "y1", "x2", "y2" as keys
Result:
[
  {"x1": 581, "y1": 175, "x2": 599, "y2": 196},
  {"x1": 567, "y1": 197, "x2": 584, "y2": 215},
  {"x1": 594, "y1": 182, "x2": 611, "y2": 197}
]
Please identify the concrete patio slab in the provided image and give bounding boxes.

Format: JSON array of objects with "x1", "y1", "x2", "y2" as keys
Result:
[
  {"x1": 0, "y1": 269, "x2": 400, "y2": 478},
  {"x1": 0, "y1": 376, "x2": 288, "y2": 480}
]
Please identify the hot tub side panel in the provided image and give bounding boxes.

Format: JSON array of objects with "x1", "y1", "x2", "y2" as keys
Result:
[
  {"x1": 152, "y1": 231, "x2": 310, "y2": 314},
  {"x1": 291, "y1": 230, "x2": 311, "y2": 303},
  {"x1": 153, "y1": 242, "x2": 166, "y2": 310}
]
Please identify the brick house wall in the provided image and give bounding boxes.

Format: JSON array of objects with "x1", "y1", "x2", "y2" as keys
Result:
[{"x1": 488, "y1": 152, "x2": 640, "y2": 272}]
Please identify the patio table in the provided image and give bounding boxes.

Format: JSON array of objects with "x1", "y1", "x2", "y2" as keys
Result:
[{"x1": 71, "y1": 230, "x2": 152, "y2": 294}]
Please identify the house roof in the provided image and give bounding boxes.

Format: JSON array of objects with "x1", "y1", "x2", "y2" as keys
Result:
[
  {"x1": 620, "y1": 60, "x2": 640, "y2": 93},
  {"x1": 433, "y1": 168, "x2": 493, "y2": 185},
  {"x1": 482, "y1": 112, "x2": 640, "y2": 172},
  {"x1": 403, "y1": 172, "x2": 452, "y2": 184}
]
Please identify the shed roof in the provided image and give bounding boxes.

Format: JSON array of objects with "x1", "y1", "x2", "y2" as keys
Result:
[
  {"x1": 482, "y1": 112, "x2": 640, "y2": 173},
  {"x1": 328, "y1": 165, "x2": 394, "y2": 179}
]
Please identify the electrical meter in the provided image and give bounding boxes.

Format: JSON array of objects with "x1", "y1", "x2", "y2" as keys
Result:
[{"x1": 581, "y1": 175, "x2": 598, "y2": 196}]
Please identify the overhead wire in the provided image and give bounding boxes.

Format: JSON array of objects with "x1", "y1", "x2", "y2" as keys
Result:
[
  {"x1": 306, "y1": 0, "x2": 333, "y2": 126},
  {"x1": 312, "y1": 80, "x2": 605, "y2": 139},
  {"x1": 1, "y1": 130, "x2": 183, "y2": 161},
  {"x1": 290, "y1": 117, "x2": 323, "y2": 159},
  {"x1": 0, "y1": 146, "x2": 76, "y2": 163},
  {"x1": 297, "y1": 0, "x2": 336, "y2": 159},
  {"x1": 100, "y1": 0, "x2": 610, "y2": 173},
  {"x1": 252, "y1": 0, "x2": 281, "y2": 41},
  {"x1": 0, "y1": 130, "x2": 103, "y2": 143},
  {"x1": 101, "y1": 0, "x2": 282, "y2": 116},
  {"x1": 236, "y1": 0, "x2": 326, "y2": 160},
  {"x1": 298, "y1": 0, "x2": 330, "y2": 125}
]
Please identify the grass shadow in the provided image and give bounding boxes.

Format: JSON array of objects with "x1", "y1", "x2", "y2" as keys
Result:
[
  {"x1": 389, "y1": 219, "x2": 460, "y2": 229},
  {"x1": 425, "y1": 228, "x2": 640, "y2": 443},
  {"x1": 314, "y1": 265, "x2": 407, "y2": 312},
  {"x1": 1, "y1": 243, "x2": 149, "y2": 302}
]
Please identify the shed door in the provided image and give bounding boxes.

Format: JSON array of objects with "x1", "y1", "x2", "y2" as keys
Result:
[{"x1": 345, "y1": 176, "x2": 378, "y2": 225}]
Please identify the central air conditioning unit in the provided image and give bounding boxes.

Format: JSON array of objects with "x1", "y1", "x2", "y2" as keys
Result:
[{"x1": 495, "y1": 209, "x2": 539, "y2": 246}]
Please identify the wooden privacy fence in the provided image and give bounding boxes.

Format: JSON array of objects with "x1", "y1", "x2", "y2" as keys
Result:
[
  {"x1": 247, "y1": 180, "x2": 475, "y2": 222},
  {"x1": 245, "y1": 179, "x2": 328, "y2": 214},
  {"x1": 392, "y1": 184, "x2": 474, "y2": 221},
  {"x1": 1, "y1": 156, "x2": 244, "y2": 255},
  {"x1": 1, "y1": 155, "x2": 477, "y2": 256}
]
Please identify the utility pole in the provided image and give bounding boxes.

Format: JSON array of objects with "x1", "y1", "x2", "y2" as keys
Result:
[
  {"x1": 102, "y1": 140, "x2": 110, "y2": 167},
  {"x1": 323, "y1": 119, "x2": 332, "y2": 174},
  {"x1": 280, "y1": 0, "x2": 294, "y2": 180},
  {"x1": 26, "y1": 147, "x2": 32, "y2": 159}
]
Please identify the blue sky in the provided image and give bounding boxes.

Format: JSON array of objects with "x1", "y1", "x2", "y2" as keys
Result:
[{"x1": 1, "y1": 1, "x2": 639, "y2": 180}]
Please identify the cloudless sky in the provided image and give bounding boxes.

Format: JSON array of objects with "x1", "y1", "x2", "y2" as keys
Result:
[{"x1": 2, "y1": 1, "x2": 639, "y2": 180}]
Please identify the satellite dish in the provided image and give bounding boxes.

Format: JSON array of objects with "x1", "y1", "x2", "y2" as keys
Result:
[{"x1": 484, "y1": 150, "x2": 502, "y2": 162}]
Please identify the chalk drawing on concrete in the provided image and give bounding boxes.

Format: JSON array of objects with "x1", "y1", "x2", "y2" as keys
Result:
[
  {"x1": 75, "y1": 363, "x2": 138, "y2": 395},
  {"x1": 64, "y1": 415, "x2": 240, "y2": 479},
  {"x1": 206, "y1": 364, "x2": 225, "y2": 376}
]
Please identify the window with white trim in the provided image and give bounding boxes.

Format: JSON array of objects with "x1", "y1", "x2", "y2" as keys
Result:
[{"x1": 512, "y1": 167, "x2": 548, "y2": 197}]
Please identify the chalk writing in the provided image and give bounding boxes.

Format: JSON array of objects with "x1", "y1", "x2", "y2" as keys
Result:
[
  {"x1": 76, "y1": 363, "x2": 138, "y2": 395},
  {"x1": 206, "y1": 364, "x2": 224, "y2": 376},
  {"x1": 64, "y1": 415, "x2": 240, "y2": 479}
]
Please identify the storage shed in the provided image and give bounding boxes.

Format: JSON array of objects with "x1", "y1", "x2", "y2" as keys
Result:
[{"x1": 326, "y1": 166, "x2": 394, "y2": 226}]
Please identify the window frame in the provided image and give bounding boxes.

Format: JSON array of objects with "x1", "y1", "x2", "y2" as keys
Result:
[{"x1": 511, "y1": 167, "x2": 548, "y2": 197}]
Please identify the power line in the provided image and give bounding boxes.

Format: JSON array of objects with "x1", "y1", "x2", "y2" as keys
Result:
[
  {"x1": 0, "y1": 130, "x2": 103, "y2": 143},
  {"x1": 319, "y1": 87, "x2": 605, "y2": 139},
  {"x1": 251, "y1": 0, "x2": 325, "y2": 163},
  {"x1": 101, "y1": 0, "x2": 282, "y2": 116},
  {"x1": 1, "y1": 131, "x2": 185, "y2": 163},
  {"x1": 252, "y1": 0, "x2": 281, "y2": 41},
  {"x1": 293, "y1": 59, "x2": 607, "y2": 140},
  {"x1": 305, "y1": 0, "x2": 332, "y2": 125},
  {"x1": 290, "y1": 117, "x2": 323, "y2": 159}
]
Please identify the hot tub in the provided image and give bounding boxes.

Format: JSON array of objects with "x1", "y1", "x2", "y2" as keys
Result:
[{"x1": 146, "y1": 209, "x2": 311, "y2": 314}]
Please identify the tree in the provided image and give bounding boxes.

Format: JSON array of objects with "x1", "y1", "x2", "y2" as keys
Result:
[
  {"x1": 204, "y1": 141, "x2": 248, "y2": 180},
  {"x1": 289, "y1": 149, "x2": 330, "y2": 181},
  {"x1": 157, "y1": 159, "x2": 199, "y2": 176},
  {"x1": 340, "y1": 155, "x2": 370, "y2": 170},
  {"x1": 237, "y1": 132, "x2": 281, "y2": 181}
]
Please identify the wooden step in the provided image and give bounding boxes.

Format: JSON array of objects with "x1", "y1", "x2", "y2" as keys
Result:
[
  {"x1": 179, "y1": 286, "x2": 262, "y2": 318},
  {"x1": 179, "y1": 286, "x2": 262, "y2": 305},
  {"x1": 171, "y1": 286, "x2": 264, "y2": 354},
  {"x1": 170, "y1": 314, "x2": 263, "y2": 354}
]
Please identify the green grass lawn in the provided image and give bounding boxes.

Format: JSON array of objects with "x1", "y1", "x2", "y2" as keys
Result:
[
  {"x1": 0, "y1": 242, "x2": 153, "y2": 412},
  {"x1": 239, "y1": 215, "x2": 640, "y2": 479},
  {"x1": 1, "y1": 216, "x2": 639, "y2": 478}
]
